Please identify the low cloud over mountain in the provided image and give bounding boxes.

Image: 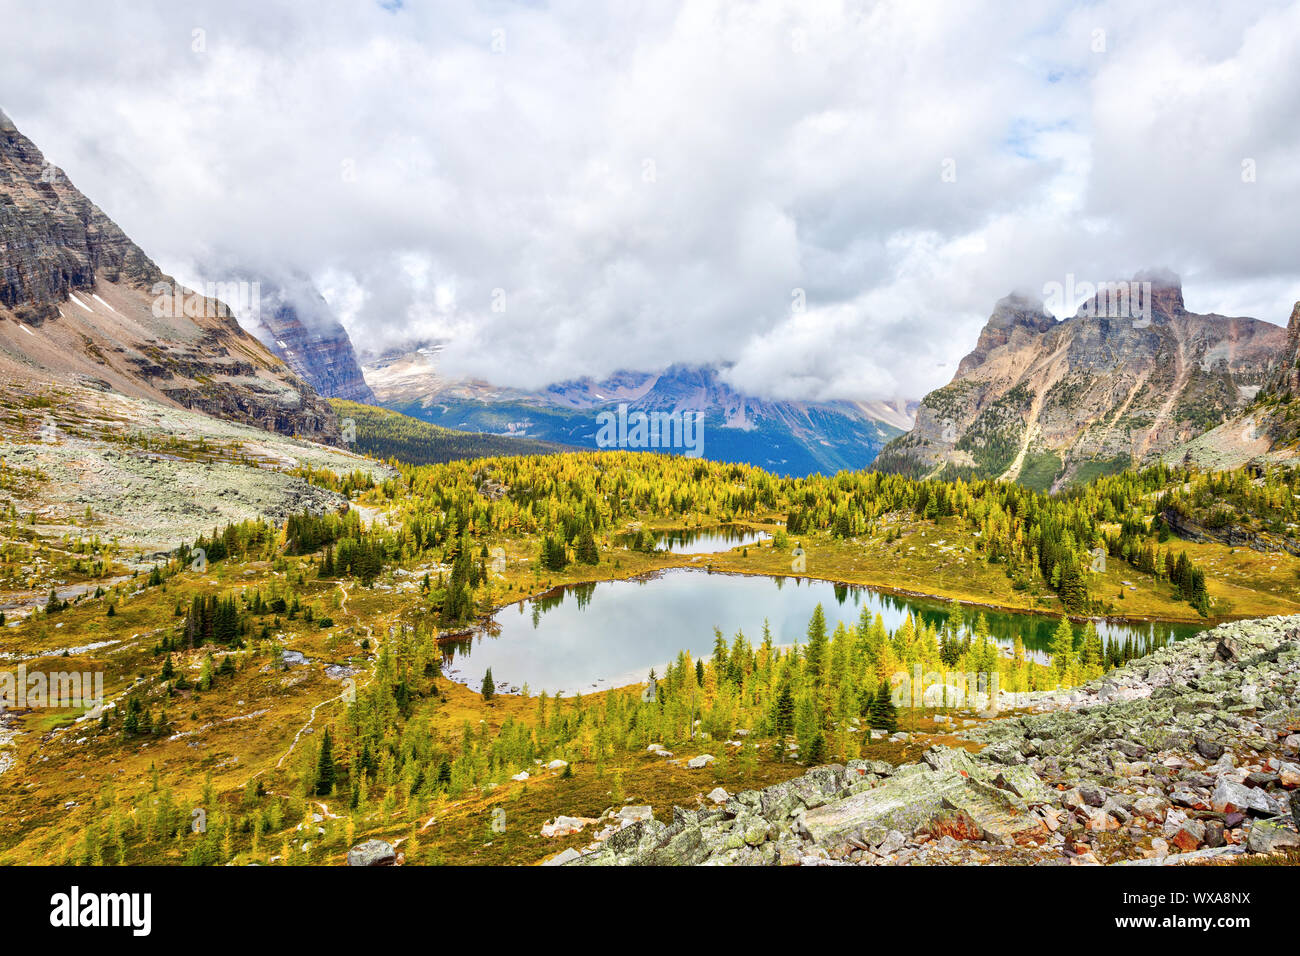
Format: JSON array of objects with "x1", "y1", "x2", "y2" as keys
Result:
[{"x1": 3, "y1": 1, "x2": 1299, "y2": 402}]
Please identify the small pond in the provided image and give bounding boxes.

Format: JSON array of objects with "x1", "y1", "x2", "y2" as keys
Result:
[{"x1": 617, "y1": 524, "x2": 771, "y2": 554}]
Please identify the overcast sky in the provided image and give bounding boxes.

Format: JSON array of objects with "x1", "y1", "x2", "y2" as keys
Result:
[{"x1": 3, "y1": 0, "x2": 1298, "y2": 401}]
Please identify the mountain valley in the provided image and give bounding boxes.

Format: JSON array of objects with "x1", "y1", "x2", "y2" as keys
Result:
[{"x1": 0, "y1": 102, "x2": 1298, "y2": 877}]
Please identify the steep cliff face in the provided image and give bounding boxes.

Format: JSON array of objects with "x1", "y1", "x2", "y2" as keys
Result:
[
  {"x1": 1248, "y1": 300, "x2": 1300, "y2": 452},
  {"x1": 243, "y1": 275, "x2": 376, "y2": 403},
  {"x1": 875, "y1": 274, "x2": 1286, "y2": 489},
  {"x1": 0, "y1": 109, "x2": 339, "y2": 442},
  {"x1": 1148, "y1": 300, "x2": 1299, "y2": 473},
  {"x1": 1266, "y1": 302, "x2": 1300, "y2": 401}
]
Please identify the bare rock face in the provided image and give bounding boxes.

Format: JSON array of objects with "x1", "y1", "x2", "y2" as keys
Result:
[
  {"x1": 0, "y1": 109, "x2": 340, "y2": 443},
  {"x1": 954, "y1": 292, "x2": 1058, "y2": 378},
  {"x1": 1173, "y1": 298, "x2": 1300, "y2": 469},
  {"x1": 1272, "y1": 302, "x2": 1300, "y2": 400},
  {"x1": 0, "y1": 112, "x2": 162, "y2": 319},
  {"x1": 243, "y1": 273, "x2": 376, "y2": 403},
  {"x1": 875, "y1": 273, "x2": 1287, "y2": 488},
  {"x1": 1250, "y1": 301, "x2": 1300, "y2": 448}
]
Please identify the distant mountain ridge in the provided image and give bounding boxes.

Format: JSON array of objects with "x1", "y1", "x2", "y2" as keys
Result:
[
  {"x1": 875, "y1": 273, "x2": 1287, "y2": 489},
  {"x1": 363, "y1": 347, "x2": 915, "y2": 476},
  {"x1": 0, "y1": 109, "x2": 340, "y2": 442}
]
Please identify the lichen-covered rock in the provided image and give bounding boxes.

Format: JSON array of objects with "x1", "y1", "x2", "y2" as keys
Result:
[
  {"x1": 1246, "y1": 821, "x2": 1300, "y2": 854},
  {"x1": 1212, "y1": 778, "x2": 1272, "y2": 815},
  {"x1": 992, "y1": 765, "x2": 1051, "y2": 804},
  {"x1": 800, "y1": 768, "x2": 970, "y2": 846}
]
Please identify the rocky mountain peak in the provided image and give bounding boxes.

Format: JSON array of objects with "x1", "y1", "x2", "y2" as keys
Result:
[
  {"x1": 0, "y1": 109, "x2": 162, "y2": 323},
  {"x1": 957, "y1": 293, "x2": 1056, "y2": 376},
  {"x1": 0, "y1": 111, "x2": 339, "y2": 442},
  {"x1": 1071, "y1": 269, "x2": 1184, "y2": 323},
  {"x1": 1134, "y1": 267, "x2": 1186, "y2": 316},
  {"x1": 876, "y1": 274, "x2": 1287, "y2": 487},
  {"x1": 990, "y1": 291, "x2": 1055, "y2": 328}
]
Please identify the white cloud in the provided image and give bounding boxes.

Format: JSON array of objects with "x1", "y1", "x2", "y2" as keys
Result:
[{"x1": 1, "y1": 0, "x2": 1297, "y2": 401}]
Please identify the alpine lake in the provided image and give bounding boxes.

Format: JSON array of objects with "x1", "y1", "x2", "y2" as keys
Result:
[{"x1": 440, "y1": 526, "x2": 1205, "y2": 696}]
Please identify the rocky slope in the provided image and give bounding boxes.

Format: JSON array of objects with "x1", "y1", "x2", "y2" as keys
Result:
[
  {"x1": 366, "y1": 348, "x2": 914, "y2": 477},
  {"x1": 567, "y1": 615, "x2": 1300, "y2": 865},
  {"x1": 0, "y1": 109, "x2": 339, "y2": 442},
  {"x1": 243, "y1": 273, "x2": 376, "y2": 403},
  {"x1": 1159, "y1": 301, "x2": 1300, "y2": 472},
  {"x1": 1267, "y1": 302, "x2": 1300, "y2": 401},
  {"x1": 875, "y1": 275, "x2": 1286, "y2": 489},
  {"x1": 0, "y1": 384, "x2": 393, "y2": 554}
]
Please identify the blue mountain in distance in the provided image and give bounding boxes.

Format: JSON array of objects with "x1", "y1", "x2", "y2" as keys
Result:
[{"x1": 361, "y1": 345, "x2": 915, "y2": 477}]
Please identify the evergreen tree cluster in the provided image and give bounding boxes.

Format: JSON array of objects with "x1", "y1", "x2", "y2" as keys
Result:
[
  {"x1": 347, "y1": 453, "x2": 1237, "y2": 621},
  {"x1": 182, "y1": 595, "x2": 243, "y2": 647},
  {"x1": 328, "y1": 398, "x2": 565, "y2": 466}
]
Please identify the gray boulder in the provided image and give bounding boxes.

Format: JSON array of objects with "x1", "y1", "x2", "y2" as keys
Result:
[
  {"x1": 1213, "y1": 636, "x2": 1239, "y2": 663},
  {"x1": 800, "y1": 767, "x2": 969, "y2": 844},
  {"x1": 346, "y1": 839, "x2": 396, "y2": 866},
  {"x1": 1194, "y1": 737, "x2": 1225, "y2": 760},
  {"x1": 1211, "y1": 778, "x2": 1272, "y2": 815}
]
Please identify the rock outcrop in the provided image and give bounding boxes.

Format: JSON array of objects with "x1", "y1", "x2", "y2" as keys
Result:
[
  {"x1": 875, "y1": 274, "x2": 1286, "y2": 488},
  {"x1": 570, "y1": 615, "x2": 1300, "y2": 865},
  {"x1": 0, "y1": 109, "x2": 339, "y2": 442},
  {"x1": 1267, "y1": 302, "x2": 1300, "y2": 401},
  {"x1": 1159, "y1": 507, "x2": 1300, "y2": 559}
]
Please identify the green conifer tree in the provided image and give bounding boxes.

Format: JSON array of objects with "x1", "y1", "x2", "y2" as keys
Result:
[
  {"x1": 314, "y1": 728, "x2": 336, "y2": 796},
  {"x1": 868, "y1": 683, "x2": 898, "y2": 733}
]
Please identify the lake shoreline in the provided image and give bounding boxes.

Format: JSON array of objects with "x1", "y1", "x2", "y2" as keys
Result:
[
  {"x1": 481, "y1": 554, "x2": 1226, "y2": 632},
  {"x1": 440, "y1": 563, "x2": 1208, "y2": 697}
]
